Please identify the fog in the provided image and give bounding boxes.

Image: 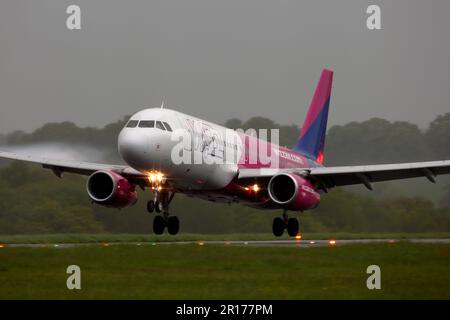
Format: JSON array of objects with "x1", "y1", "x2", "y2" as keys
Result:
[{"x1": 1, "y1": 0, "x2": 450, "y2": 134}]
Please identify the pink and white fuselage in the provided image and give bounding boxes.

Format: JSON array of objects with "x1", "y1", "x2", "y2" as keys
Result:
[{"x1": 118, "y1": 107, "x2": 321, "y2": 211}]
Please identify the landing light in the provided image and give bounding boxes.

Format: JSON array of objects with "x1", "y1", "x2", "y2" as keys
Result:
[
  {"x1": 244, "y1": 184, "x2": 260, "y2": 192},
  {"x1": 147, "y1": 171, "x2": 165, "y2": 184}
]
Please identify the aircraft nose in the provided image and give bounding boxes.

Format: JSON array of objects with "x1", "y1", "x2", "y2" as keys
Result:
[{"x1": 118, "y1": 130, "x2": 149, "y2": 168}]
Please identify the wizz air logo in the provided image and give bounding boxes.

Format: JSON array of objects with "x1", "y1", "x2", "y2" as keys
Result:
[{"x1": 170, "y1": 120, "x2": 282, "y2": 166}]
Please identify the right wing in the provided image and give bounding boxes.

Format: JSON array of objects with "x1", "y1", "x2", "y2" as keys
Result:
[{"x1": 0, "y1": 150, "x2": 147, "y2": 185}]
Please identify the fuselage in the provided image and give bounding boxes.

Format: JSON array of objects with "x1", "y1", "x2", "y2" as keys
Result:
[{"x1": 118, "y1": 108, "x2": 320, "y2": 208}]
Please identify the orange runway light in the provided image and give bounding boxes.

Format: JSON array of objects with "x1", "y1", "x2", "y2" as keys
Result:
[
  {"x1": 388, "y1": 239, "x2": 396, "y2": 244},
  {"x1": 198, "y1": 242, "x2": 205, "y2": 246},
  {"x1": 295, "y1": 234, "x2": 302, "y2": 240},
  {"x1": 0, "y1": 244, "x2": 5, "y2": 248},
  {"x1": 102, "y1": 243, "x2": 110, "y2": 247},
  {"x1": 329, "y1": 240, "x2": 336, "y2": 246},
  {"x1": 309, "y1": 241, "x2": 315, "y2": 244}
]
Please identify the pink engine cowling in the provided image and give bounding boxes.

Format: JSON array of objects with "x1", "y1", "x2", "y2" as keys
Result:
[
  {"x1": 86, "y1": 170, "x2": 138, "y2": 208},
  {"x1": 267, "y1": 173, "x2": 320, "y2": 211}
]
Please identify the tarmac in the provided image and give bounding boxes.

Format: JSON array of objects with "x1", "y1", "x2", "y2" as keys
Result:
[{"x1": 2, "y1": 238, "x2": 450, "y2": 248}]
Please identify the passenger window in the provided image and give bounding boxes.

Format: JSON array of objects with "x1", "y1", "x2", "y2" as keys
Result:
[
  {"x1": 163, "y1": 122, "x2": 173, "y2": 132},
  {"x1": 155, "y1": 121, "x2": 165, "y2": 130},
  {"x1": 126, "y1": 120, "x2": 138, "y2": 128},
  {"x1": 139, "y1": 120, "x2": 155, "y2": 128}
]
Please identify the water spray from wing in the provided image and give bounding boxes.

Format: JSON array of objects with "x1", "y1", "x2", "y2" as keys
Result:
[{"x1": 0, "y1": 143, "x2": 115, "y2": 164}]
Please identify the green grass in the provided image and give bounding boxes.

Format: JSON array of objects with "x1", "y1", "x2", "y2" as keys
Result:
[
  {"x1": 1, "y1": 243, "x2": 450, "y2": 299},
  {"x1": 1, "y1": 232, "x2": 449, "y2": 244}
]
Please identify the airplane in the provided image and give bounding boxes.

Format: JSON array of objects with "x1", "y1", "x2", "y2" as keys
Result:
[{"x1": 1, "y1": 68, "x2": 450, "y2": 237}]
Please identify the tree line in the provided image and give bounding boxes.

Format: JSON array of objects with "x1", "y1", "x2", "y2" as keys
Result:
[{"x1": 0, "y1": 112, "x2": 450, "y2": 234}]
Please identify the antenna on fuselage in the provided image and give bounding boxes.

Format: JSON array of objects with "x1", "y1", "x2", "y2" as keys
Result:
[{"x1": 161, "y1": 100, "x2": 165, "y2": 109}]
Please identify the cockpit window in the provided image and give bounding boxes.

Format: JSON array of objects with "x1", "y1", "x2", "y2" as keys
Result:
[
  {"x1": 139, "y1": 120, "x2": 155, "y2": 128},
  {"x1": 136, "y1": 120, "x2": 170, "y2": 131},
  {"x1": 126, "y1": 120, "x2": 138, "y2": 128},
  {"x1": 162, "y1": 122, "x2": 173, "y2": 132},
  {"x1": 155, "y1": 121, "x2": 165, "y2": 130}
]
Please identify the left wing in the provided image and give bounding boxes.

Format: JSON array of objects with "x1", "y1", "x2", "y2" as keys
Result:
[
  {"x1": 238, "y1": 160, "x2": 450, "y2": 191},
  {"x1": 0, "y1": 150, "x2": 146, "y2": 183}
]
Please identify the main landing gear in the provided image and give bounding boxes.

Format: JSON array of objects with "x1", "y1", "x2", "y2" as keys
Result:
[
  {"x1": 147, "y1": 187, "x2": 179, "y2": 235},
  {"x1": 272, "y1": 211, "x2": 299, "y2": 237}
]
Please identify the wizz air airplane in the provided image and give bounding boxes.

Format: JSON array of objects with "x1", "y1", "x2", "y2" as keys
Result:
[{"x1": 1, "y1": 69, "x2": 450, "y2": 237}]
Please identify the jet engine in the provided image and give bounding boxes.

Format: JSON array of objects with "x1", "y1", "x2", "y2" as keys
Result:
[
  {"x1": 86, "y1": 170, "x2": 138, "y2": 208},
  {"x1": 268, "y1": 173, "x2": 320, "y2": 211}
]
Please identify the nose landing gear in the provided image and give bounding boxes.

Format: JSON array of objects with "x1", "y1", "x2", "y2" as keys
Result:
[
  {"x1": 147, "y1": 199, "x2": 162, "y2": 213},
  {"x1": 272, "y1": 211, "x2": 299, "y2": 237},
  {"x1": 152, "y1": 213, "x2": 179, "y2": 235},
  {"x1": 153, "y1": 215, "x2": 165, "y2": 235},
  {"x1": 167, "y1": 216, "x2": 180, "y2": 235},
  {"x1": 147, "y1": 188, "x2": 179, "y2": 235}
]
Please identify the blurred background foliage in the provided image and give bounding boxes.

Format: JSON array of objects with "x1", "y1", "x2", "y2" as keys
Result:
[{"x1": 1, "y1": 112, "x2": 450, "y2": 234}]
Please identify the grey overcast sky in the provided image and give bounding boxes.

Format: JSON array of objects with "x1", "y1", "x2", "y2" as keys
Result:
[{"x1": 0, "y1": 0, "x2": 449, "y2": 133}]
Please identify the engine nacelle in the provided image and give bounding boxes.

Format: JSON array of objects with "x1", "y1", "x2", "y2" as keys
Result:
[
  {"x1": 268, "y1": 173, "x2": 320, "y2": 211},
  {"x1": 86, "y1": 170, "x2": 138, "y2": 208}
]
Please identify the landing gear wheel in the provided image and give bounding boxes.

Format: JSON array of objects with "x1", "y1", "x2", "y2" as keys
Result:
[
  {"x1": 287, "y1": 218, "x2": 299, "y2": 237},
  {"x1": 167, "y1": 216, "x2": 180, "y2": 235},
  {"x1": 155, "y1": 201, "x2": 162, "y2": 213},
  {"x1": 153, "y1": 215, "x2": 165, "y2": 235},
  {"x1": 147, "y1": 200, "x2": 155, "y2": 213},
  {"x1": 272, "y1": 217, "x2": 285, "y2": 237}
]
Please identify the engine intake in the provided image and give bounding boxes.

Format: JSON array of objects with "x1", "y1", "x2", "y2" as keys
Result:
[
  {"x1": 268, "y1": 173, "x2": 320, "y2": 211},
  {"x1": 87, "y1": 170, "x2": 138, "y2": 208}
]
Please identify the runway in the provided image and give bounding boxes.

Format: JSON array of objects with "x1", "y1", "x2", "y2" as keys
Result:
[{"x1": 2, "y1": 238, "x2": 450, "y2": 249}]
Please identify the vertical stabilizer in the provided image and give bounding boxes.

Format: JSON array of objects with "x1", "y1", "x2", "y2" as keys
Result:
[{"x1": 292, "y1": 69, "x2": 333, "y2": 164}]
